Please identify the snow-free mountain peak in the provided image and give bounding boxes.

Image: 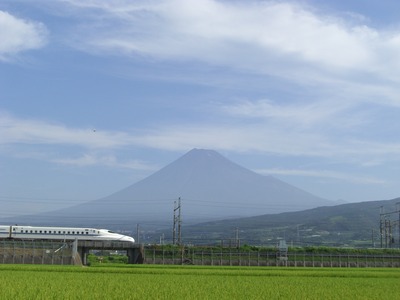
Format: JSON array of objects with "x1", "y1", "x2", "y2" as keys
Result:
[{"x1": 11, "y1": 148, "x2": 333, "y2": 227}]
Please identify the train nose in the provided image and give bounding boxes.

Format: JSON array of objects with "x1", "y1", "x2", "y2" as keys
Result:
[{"x1": 120, "y1": 236, "x2": 135, "y2": 243}]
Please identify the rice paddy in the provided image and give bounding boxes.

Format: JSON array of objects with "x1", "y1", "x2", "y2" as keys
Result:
[{"x1": 0, "y1": 264, "x2": 399, "y2": 299}]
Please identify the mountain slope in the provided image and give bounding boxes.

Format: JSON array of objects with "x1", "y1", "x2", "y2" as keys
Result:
[
  {"x1": 180, "y1": 197, "x2": 400, "y2": 247},
  {"x1": 10, "y1": 148, "x2": 332, "y2": 228}
]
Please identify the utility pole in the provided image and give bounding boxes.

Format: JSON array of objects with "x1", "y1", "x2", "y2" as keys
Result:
[
  {"x1": 398, "y1": 202, "x2": 400, "y2": 249},
  {"x1": 297, "y1": 224, "x2": 301, "y2": 245},
  {"x1": 178, "y1": 198, "x2": 182, "y2": 246},
  {"x1": 136, "y1": 223, "x2": 140, "y2": 244},
  {"x1": 235, "y1": 227, "x2": 240, "y2": 248},
  {"x1": 385, "y1": 218, "x2": 390, "y2": 248},
  {"x1": 371, "y1": 229, "x2": 375, "y2": 248},
  {"x1": 380, "y1": 206, "x2": 384, "y2": 248},
  {"x1": 173, "y1": 197, "x2": 182, "y2": 245},
  {"x1": 159, "y1": 233, "x2": 164, "y2": 245},
  {"x1": 387, "y1": 218, "x2": 391, "y2": 248}
]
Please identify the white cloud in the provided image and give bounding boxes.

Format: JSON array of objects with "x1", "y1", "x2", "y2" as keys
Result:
[
  {"x1": 0, "y1": 112, "x2": 129, "y2": 149},
  {"x1": 2, "y1": 111, "x2": 400, "y2": 165},
  {"x1": 52, "y1": 153, "x2": 156, "y2": 171},
  {"x1": 256, "y1": 168, "x2": 387, "y2": 185},
  {"x1": 0, "y1": 10, "x2": 48, "y2": 61},
  {"x1": 59, "y1": 1, "x2": 394, "y2": 74},
  {"x1": 52, "y1": 0, "x2": 400, "y2": 110},
  {"x1": 222, "y1": 99, "x2": 353, "y2": 127}
]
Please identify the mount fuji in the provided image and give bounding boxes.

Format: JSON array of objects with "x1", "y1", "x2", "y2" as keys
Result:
[{"x1": 11, "y1": 149, "x2": 333, "y2": 228}]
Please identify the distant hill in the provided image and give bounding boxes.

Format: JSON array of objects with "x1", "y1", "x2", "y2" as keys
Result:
[
  {"x1": 177, "y1": 197, "x2": 400, "y2": 247},
  {"x1": 7, "y1": 148, "x2": 332, "y2": 229}
]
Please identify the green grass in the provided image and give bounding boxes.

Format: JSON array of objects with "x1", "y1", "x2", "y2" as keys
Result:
[{"x1": 0, "y1": 264, "x2": 399, "y2": 299}]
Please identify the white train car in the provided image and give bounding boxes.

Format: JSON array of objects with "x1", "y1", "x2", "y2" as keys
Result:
[{"x1": 0, "y1": 225, "x2": 135, "y2": 243}]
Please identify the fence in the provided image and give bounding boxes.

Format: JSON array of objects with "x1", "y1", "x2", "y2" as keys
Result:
[
  {"x1": 0, "y1": 239, "x2": 79, "y2": 265},
  {"x1": 144, "y1": 247, "x2": 400, "y2": 268}
]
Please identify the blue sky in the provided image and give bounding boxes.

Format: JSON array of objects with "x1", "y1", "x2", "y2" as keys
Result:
[{"x1": 1, "y1": 0, "x2": 400, "y2": 217}]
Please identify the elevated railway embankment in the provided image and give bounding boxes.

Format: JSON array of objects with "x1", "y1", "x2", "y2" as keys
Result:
[
  {"x1": 0, "y1": 239, "x2": 144, "y2": 265},
  {"x1": 78, "y1": 240, "x2": 144, "y2": 265}
]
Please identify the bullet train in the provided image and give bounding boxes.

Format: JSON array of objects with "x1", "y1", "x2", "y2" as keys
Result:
[{"x1": 0, "y1": 225, "x2": 135, "y2": 243}]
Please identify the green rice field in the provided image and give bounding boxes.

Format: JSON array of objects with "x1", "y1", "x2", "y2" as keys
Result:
[{"x1": 0, "y1": 264, "x2": 399, "y2": 299}]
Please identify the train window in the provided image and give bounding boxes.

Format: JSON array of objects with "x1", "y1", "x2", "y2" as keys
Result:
[
  {"x1": 58, "y1": 231, "x2": 61, "y2": 234},
  {"x1": 30, "y1": 230, "x2": 33, "y2": 233},
  {"x1": 35, "y1": 231, "x2": 37, "y2": 233},
  {"x1": 72, "y1": 231, "x2": 75, "y2": 234},
  {"x1": 85, "y1": 232, "x2": 88, "y2": 234},
  {"x1": 25, "y1": 230, "x2": 28, "y2": 233},
  {"x1": 67, "y1": 231, "x2": 70, "y2": 234},
  {"x1": 44, "y1": 231, "x2": 47, "y2": 234}
]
